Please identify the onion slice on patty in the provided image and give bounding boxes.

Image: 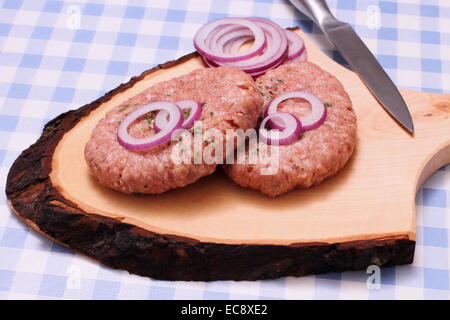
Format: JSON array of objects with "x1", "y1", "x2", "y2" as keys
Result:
[
  {"x1": 259, "y1": 112, "x2": 302, "y2": 145},
  {"x1": 154, "y1": 100, "x2": 203, "y2": 132},
  {"x1": 117, "y1": 101, "x2": 183, "y2": 151},
  {"x1": 265, "y1": 91, "x2": 327, "y2": 132}
]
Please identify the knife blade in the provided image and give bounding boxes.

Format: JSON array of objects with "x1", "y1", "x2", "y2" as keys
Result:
[{"x1": 289, "y1": 0, "x2": 414, "y2": 133}]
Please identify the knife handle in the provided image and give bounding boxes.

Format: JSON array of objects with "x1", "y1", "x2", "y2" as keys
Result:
[{"x1": 291, "y1": 0, "x2": 341, "y2": 30}]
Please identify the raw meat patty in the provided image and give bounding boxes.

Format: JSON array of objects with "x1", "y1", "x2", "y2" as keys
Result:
[
  {"x1": 223, "y1": 61, "x2": 357, "y2": 197},
  {"x1": 85, "y1": 66, "x2": 263, "y2": 194}
]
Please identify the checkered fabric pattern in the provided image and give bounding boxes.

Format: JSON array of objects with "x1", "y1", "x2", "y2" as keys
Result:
[{"x1": 1, "y1": 0, "x2": 450, "y2": 300}]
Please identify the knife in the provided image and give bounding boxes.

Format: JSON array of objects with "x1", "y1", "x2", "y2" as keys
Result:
[{"x1": 289, "y1": 0, "x2": 414, "y2": 133}]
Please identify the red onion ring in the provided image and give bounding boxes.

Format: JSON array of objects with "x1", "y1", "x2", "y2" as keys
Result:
[
  {"x1": 259, "y1": 112, "x2": 302, "y2": 145},
  {"x1": 285, "y1": 29, "x2": 305, "y2": 61},
  {"x1": 285, "y1": 46, "x2": 307, "y2": 64},
  {"x1": 248, "y1": 48, "x2": 288, "y2": 78},
  {"x1": 117, "y1": 101, "x2": 183, "y2": 151},
  {"x1": 196, "y1": 18, "x2": 307, "y2": 77},
  {"x1": 225, "y1": 35, "x2": 253, "y2": 54},
  {"x1": 194, "y1": 18, "x2": 266, "y2": 62},
  {"x1": 266, "y1": 91, "x2": 327, "y2": 132},
  {"x1": 209, "y1": 25, "x2": 252, "y2": 53},
  {"x1": 292, "y1": 50, "x2": 307, "y2": 62},
  {"x1": 205, "y1": 24, "x2": 233, "y2": 49},
  {"x1": 154, "y1": 100, "x2": 202, "y2": 132},
  {"x1": 202, "y1": 56, "x2": 216, "y2": 68},
  {"x1": 207, "y1": 18, "x2": 288, "y2": 74},
  {"x1": 203, "y1": 27, "x2": 252, "y2": 67}
]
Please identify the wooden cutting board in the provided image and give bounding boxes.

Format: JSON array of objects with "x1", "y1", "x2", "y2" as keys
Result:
[{"x1": 6, "y1": 29, "x2": 450, "y2": 281}]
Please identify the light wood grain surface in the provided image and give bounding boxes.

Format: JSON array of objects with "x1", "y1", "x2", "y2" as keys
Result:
[{"x1": 50, "y1": 29, "x2": 450, "y2": 245}]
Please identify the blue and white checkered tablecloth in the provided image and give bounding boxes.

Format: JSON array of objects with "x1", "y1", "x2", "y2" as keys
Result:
[{"x1": 0, "y1": 0, "x2": 449, "y2": 300}]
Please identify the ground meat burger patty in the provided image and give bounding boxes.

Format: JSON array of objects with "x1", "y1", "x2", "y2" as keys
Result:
[
  {"x1": 223, "y1": 61, "x2": 357, "y2": 197},
  {"x1": 85, "y1": 66, "x2": 263, "y2": 194}
]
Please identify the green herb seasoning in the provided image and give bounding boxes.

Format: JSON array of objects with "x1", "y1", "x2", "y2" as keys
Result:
[
  {"x1": 145, "y1": 115, "x2": 153, "y2": 125},
  {"x1": 144, "y1": 111, "x2": 157, "y2": 128},
  {"x1": 209, "y1": 111, "x2": 214, "y2": 116},
  {"x1": 293, "y1": 164, "x2": 300, "y2": 169},
  {"x1": 144, "y1": 117, "x2": 153, "y2": 130},
  {"x1": 204, "y1": 138, "x2": 214, "y2": 145},
  {"x1": 118, "y1": 105, "x2": 129, "y2": 112},
  {"x1": 325, "y1": 103, "x2": 332, "y2": 108},
  {"x1": 183, "y1": 110, "x2": 190, "y2": 119}
]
